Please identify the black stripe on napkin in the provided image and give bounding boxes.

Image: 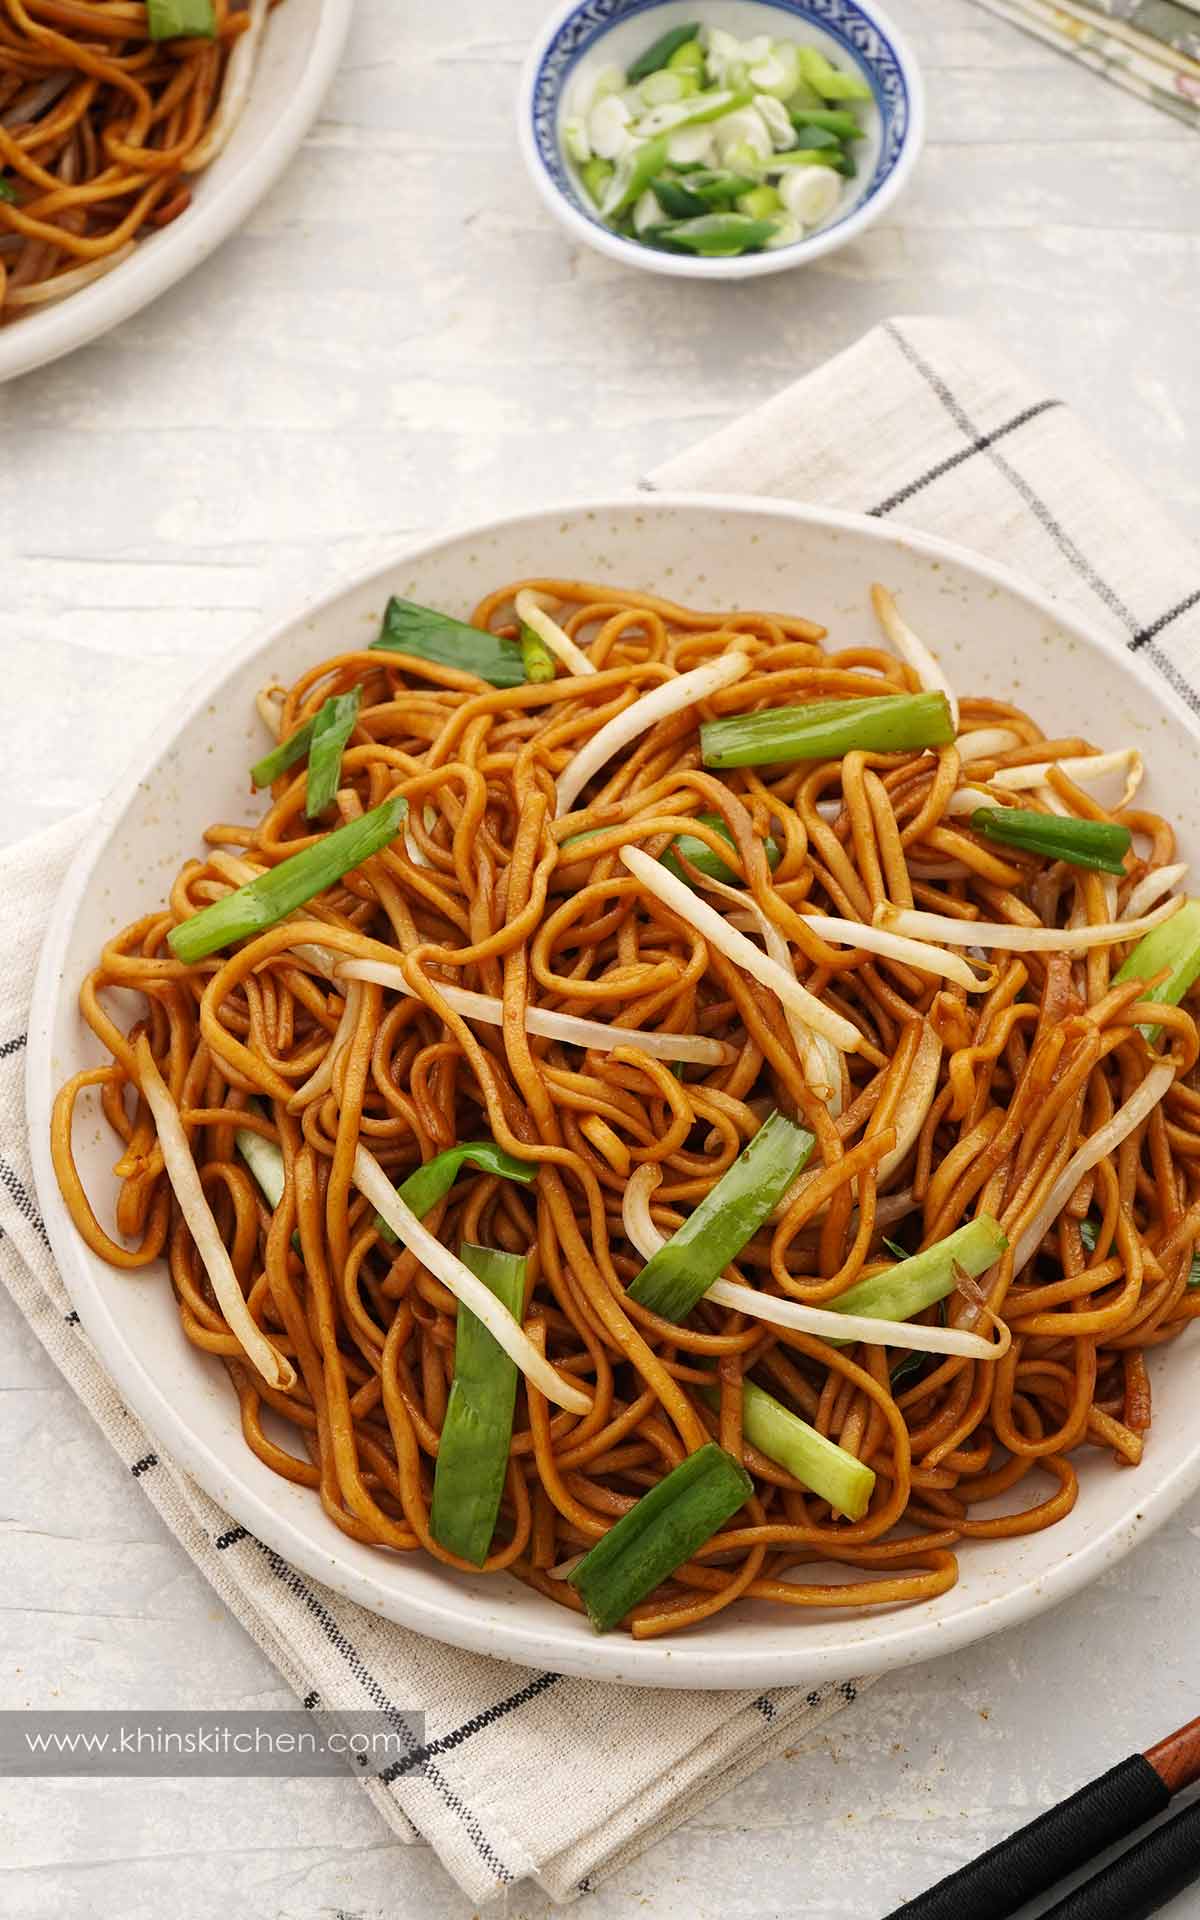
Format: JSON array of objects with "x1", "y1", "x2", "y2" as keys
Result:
[
  {"x1": 0, "y1": 1156, "x2": 50, "y2": 1248},
  {"x1": 1130, "y1": 586, "x2": 1200, "y2": 651},
  {"x1": 869, "y1": 399, "x2": 1063, "y2": 517},
  {"x1": 0, "y1": 1031, "x2": 27, "y2": 1060}
]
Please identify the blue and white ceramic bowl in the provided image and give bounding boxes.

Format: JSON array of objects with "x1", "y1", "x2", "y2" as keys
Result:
[{"x1": 518, "y1": 0, "x2": 924, "y2": 278}]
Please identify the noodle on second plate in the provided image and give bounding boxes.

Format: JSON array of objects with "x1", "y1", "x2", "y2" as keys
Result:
[{"x1": 50, "y1": 575, "x2": 1200, "y2": 1638}]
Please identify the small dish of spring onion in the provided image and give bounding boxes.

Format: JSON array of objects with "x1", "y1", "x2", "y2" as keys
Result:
[{"x1": 519, "y1": 0, "x2": 924, "y2": 278}]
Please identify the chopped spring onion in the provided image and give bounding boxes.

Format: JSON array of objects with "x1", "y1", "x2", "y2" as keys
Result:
[
  {"x1": 796, "y1": 44, "x2": 872, "y2": 102},
  {"x1": 335, "y1": 955, "x2": 731, "y2": 1064},
  {"x1": 1113, "y1": 897, "x2": 1200, "y2": 1042},
  {"x1": 623, "y1": 1168, "x2": 1010, "y2": 1359},
  {"x1": 701, "y1": 1380, "x2": 875, "y2": 1519},
  {"x1": 969, "y1": 806, "x2": 1131, "y2": 876},
  {"x1": 1010, "y1": 1063, "x2": 1175, "y2": 1276},
  {"x1": 627, "y1": 1111, "x2": 814, "y2": 1322},
  {"x1": 661, "y1": 812, "x2": 780, "y2": 886},
  {"x1": 372, "y1": 597, "x2": 525, "y2": 688},
  {"x1": 556, "y1": 652, "x2": 750, "y2": 817},
  {"x1": 700, "y1": 690, "x2": 955, "y2": 768},
  {"x1": 957, "y1": 727, "x2": 1023, "y2": 764},
  {"x1": 147, "y1": 0, "x2": 215, "y2": 38},
  {"x1": 649, "y1": 168, "x2": 757, "y2": 216},
  {"x1": 655, "y1": 211, "x2": 779, "y2": 254},
  {"x1": 826, "y1": 1215, "x2": 1008, "y2": 1329},
  {"x1": 789, "y1": 106, "x2": 863, "y2": 138},
  {"x1": 304, "y1": 687, "x2": 362, "y2": 819},
  {"x1": 567, "y1": 1441, "x2": 751, "y2": 1632},
  {"x1": 627, "y1": 21, "x2": 700, "y2": 83},
  {"x1": 353, "y1": 1144, "x2": 590, "y2": 1414},
  {"x1": 990, "y1": 748, "x2": 1143, "y2": 809},
  {"x1": 167, "y1": 797, "x2": 405, "y2": 964},
  {"x1": 795, "y1": 910, "x2": 992, "y2": 991},
  {"x1": 0, "y1": 177, "x2": 17, "y2": 204},
  {"x1": 619, "y1": 845, "x2": 863, "y2": 1052},
  {"x1": 235, "y1": 1125, "x2": 285, "y2": 1209},
  {"x1": 875, "y1": 897, "x2": 1179, "y2": 955},
  {"x1": 513, "y1": 588, "x2": 594, "y2": 676},
  {"x1": 429, "y1": 1244, "x2": 528, "y2": 1566},
  {"x1": 135, "y1": 1036, "x2": 295, "y2": 1389},
  {"x1": 519, "y1": 621, "x2": 558, "y2": 684},
  {"x1": 251, "y1": 699, "x2": 331, "y2": 789},
  {"x1": 871, "y1": 584, "x2": 959, "y2": 730},
  {"x1": 601, "y1": 133, "x2": 672, "y2": 219},
  {"x1": 374, "y1": 1140, "x2": 536, "y2": 1246}
]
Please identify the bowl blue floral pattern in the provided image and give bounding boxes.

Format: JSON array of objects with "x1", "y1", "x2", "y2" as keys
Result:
[{"x1": 530, "y1": 0, "x2": 911, "y2": 242}]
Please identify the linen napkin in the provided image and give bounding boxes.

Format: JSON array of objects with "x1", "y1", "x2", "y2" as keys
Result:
[
  {"x1": 972, "y1": 0, "x2": 1200, "y2": 128},
  {"x1": 5, "y1": 316, "x2": 1199, "y2": 1909}
]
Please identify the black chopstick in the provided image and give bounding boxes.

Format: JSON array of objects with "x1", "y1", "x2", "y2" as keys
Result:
[
  {"x1": 1038, "y1": 1796, "x2": 1200, "y2": 1920},
  {"x1": 883, "y1": 1713, "x2": 1200, "y2": 1920}
]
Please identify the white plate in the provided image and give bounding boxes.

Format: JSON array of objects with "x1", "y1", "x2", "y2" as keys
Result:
[
  {"x1": 0, "y1": 0, "x2": 353, "y2": 386},
  {"x1": 28, "y1": 495, "x2": 1200, "y2": 1689}
]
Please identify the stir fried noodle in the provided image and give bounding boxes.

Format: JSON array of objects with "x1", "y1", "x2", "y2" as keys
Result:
[
  {"x1": 51, "y1": 577, "x2": 1200, "y2": 1638},
  {"x1": 0, "y1": 0, "x2": 273, "y2": 319}
]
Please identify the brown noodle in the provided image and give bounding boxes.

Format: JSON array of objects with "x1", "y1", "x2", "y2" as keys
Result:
[
  {"x1": 50, "y1": 578, "x2": 1200, "y2": 1638},
  {"x1": 0, "y1": 0, "x2": 275, "y2": 320}
]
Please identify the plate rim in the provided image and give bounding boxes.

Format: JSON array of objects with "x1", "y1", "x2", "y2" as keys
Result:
[
  {"x1": 0, "y1": 0, "x2": 355, "y2": 386},
  {"x1": 27, "y1": 489, "x2": 1200, "y2": 1689}
]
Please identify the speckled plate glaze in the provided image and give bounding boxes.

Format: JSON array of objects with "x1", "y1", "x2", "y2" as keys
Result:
[
  {"x1": 0, "y1": 0, "x2": 353, "y2": 386},
  {"x1": 28, "y1": 495, "x2": 1200, "y2": 1688}
]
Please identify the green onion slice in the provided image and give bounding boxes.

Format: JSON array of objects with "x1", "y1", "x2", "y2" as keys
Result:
[
  {"x1": 627, "y1": 1112, "x2": 814, "y2": 1322},
  {"x1": 701, "y1": 691, "x2": 955, "y2": 768},
  {"x1": 519, "y1": 621, "x2": 558, "y2": 685},
  {"x1": 970, "y1": 806, "x2": 1131, "y2": 876},
  {"x1": 235, "y1": 1126, "x2": 285, "y2": 1209},
  {"x1": 0, "y1": 177, "x2": 16, "y2": 204},
  {"x1": 146, "y1": 0, "x2": 215, "y2": 38},
  {"x1": 626, "y1": 21, "x2": 699, "y2": 82},
  {"x1": 372, "y1": 597, "x2": 525, "y2": 688},
  {"x1": 167, "y1": 796, "x2": 404, "y2": 964},
  {"x1": 568, "y1": 1441, "x2": 751, "y2": 1632},
  {"x1": 374, "y1": 1140, "x2": 536, "y2": 1245},
  {"x1": 795, "y1": 44, "x2": 872, "y2": 102},
  {"x1": 304, "y1": 687, "x2": 362, "y2": 819},
  {"x1": 1114, "y1": 897, "x2": 1200, "y2": 1041},
  {"x1": 429, "y1": 1244, "x2": 528, "y2": 1566},
  {"x1": 660, "y1": 812, "x2": 780, "y2": 886},
  {"x1": 826, "y1": 1215, "x2": 1007, "y2": 1339},
  {"x1": 654, "y1": 211, "x2": 778, "y2": 256},
  {"x1": 701, "y1": 1380, "x2": 875, "y2": 1519}
]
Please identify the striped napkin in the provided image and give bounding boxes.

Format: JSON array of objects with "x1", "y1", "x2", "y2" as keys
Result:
[
  {"x1": 973, "y1": 0, "x2": 1200, "y2": 128},
  {"x1": 5, "y1": 317, "x2": 1199, "y2": 1908}
]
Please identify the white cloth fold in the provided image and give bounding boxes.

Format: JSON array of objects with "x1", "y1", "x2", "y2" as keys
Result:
[{"x1": 4, "y1": 316, "x2": 1197, "y2": 1907}]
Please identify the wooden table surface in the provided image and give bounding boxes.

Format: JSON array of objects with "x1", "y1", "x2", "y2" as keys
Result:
[{"x1": 2, "y1": 2, "x2": 1198, "y2": 1915}]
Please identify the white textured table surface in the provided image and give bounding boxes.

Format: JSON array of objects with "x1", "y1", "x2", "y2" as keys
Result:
[{"x1": 2, "y1": 3, "x2": 1199, "y2": 1915}]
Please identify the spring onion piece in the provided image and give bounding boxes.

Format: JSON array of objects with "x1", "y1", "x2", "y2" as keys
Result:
[
  {"x1": 627, "y1": 1111, "x2": 814, "y2": 1321},
  {"x1": 556, "y1": 652, "x2": 749, "y2": 816},
  {"x1": 336, "y1": 956, "x2": 731, "y2": 1064},
  {"x1": 627, "y1": 21, "x2": 699, "y2": 83},
  {"x1": 567, "y1": 1441, "x2": 751, "y2": 1632},
  {"x1": 235, "y1": 1125, "x2": 285, "y2": 1209},
  {"x1": 167, "y1": 791, "x2": 407, "y2": 960},
  {"x1": 304, "y1": 687, "x2": 361, "y2": 819},
  {"x1": 875, "y1": 897, "x2": 1179, "y2": 955},
  {"x1": 1010, "y1": 1063, "x2": 1176, "y2": 1277},
  {"x1": 660, "y1": 812, "x2": 780, "y2": 886},
  {"x1": 429, "y1": 1244, "x2": 527, "y2": 1566},
  {"x1": 0, "y1": 177, "x2": 16, "y2": 204},
  {"x1": 602, "y1": 133, "x2": 672, "y2": 218},
  {"x1": 990, "y1": 748, "x2": 1143, "y2": 809},
  {"x1": 870, "y1": 584, "x2": 959, "y2": 730},
  {"x1": 147, "y1": 0, "x2": 215, "y2": 38},
  {"x1": 580, "y1": 155, "x2": 614, "y2": 204},
  {"x1": 620, "y1": 845, "x2": 862, "y2": 1051},
  {"x1": 826, "y1": 1215, "x2": 1008, "y2": 1329},
  {"x1": 1113, "y1": 897, "x2": 1200, "y2": 1041},
  {"x1": 969, "y1": 806, "x2": 1131, "y2": 876},
  {"x1": 701, "y1": 690, "x2": 954, "y2": 768},
  {"x1": 650, "y1": 168, "x2": 756, "y2": 215},
  {"x1": 353, "y1": 1144, "x2": 590, "y2": 1414},
  {"x1": 251, "y1": 707, "x2": 323, "y2": 788},
  {"x1": 374, "y1": 1140, "x2": 536, "y2": 1246},
  {"x1": 372, "y1": 597, "x2": 525, "y2": 688},
  {"x1": 789, "y1": 106, "x2": 863, "y2": 138},
  {"x1": 655, "y1": 211, "x2": 778, "y2": 254},
  {"x1": 623, "y1": 1168, "x2": 1009, "y2": 1358},
  {"x1": 701, "y1": 1381, "x2": 875, "y2": 1519},
  {"x1": 957, "y1": 727, "x2": 1023, "y2": 764},
  {"x1": 795, "y1": 44, "x2": 872, "y2": 102},
  {"x1": 168, "y1": 797, "x2": 405, "y2": 964},
  {"x1": 519, "y1": 621, "x2": 558, "y2": 684},
  {"x1": 513, "y1": 588, "x2": 594, "y2": 676},
  {"x1": 795, "y1": 910, "x2": 993, "y2": 990},
  {"x1": 135, "y1": 1036, "x2": 295, "y2": 1389}
]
